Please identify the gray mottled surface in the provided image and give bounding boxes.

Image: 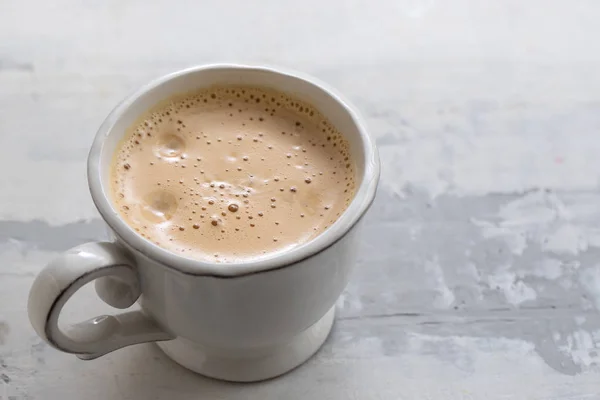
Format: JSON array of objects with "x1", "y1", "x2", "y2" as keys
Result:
[{"x1": 2, "y1": 0, "x2": 600, "y2": 398}]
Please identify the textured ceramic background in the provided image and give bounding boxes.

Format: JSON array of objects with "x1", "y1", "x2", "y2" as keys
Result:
[{"x1": 1, "y1": 0, "x2": 600, "y2": 398}]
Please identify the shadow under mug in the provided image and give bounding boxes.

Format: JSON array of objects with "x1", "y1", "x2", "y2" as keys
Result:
[{"x1": 27, "y1": 64, "x2": 380, "y2": 382}]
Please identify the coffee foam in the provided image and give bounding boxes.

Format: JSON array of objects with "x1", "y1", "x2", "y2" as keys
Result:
[{"x1": 111, "y1": 85, "x2": 356, "y2": 263}]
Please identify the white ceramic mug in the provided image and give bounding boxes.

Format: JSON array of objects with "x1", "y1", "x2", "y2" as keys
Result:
[{"x1": 27, "y1": 64, "x2": 380, "y2": 382}]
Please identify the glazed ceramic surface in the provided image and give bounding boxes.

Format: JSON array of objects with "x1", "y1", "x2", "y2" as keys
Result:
[{"x1": 27, "y1": 64, "x2": 380, "y2": 382}]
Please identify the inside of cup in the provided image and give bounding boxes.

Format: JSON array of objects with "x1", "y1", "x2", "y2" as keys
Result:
[{"x1": 90, "y1": 64, "x2": 378, "y2": 274}]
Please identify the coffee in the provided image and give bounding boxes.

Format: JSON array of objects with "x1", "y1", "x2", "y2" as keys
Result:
[{"x1": 110, "y1": 85, "x2": 356, "y2": 263}]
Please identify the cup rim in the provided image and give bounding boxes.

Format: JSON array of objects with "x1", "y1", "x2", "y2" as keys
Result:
[{"x1": 88, "y1": 63, "x2": 379, "y2": 277}]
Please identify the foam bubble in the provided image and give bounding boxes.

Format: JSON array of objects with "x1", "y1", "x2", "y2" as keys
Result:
[
  {"x1": 139, "y1": 191, "x2": 178, "y2": 223},
  {"x1": 156, "y1": 134, "x2": 186, "y2": 158}
]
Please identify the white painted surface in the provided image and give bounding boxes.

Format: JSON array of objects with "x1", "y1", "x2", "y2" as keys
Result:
[{"x1": 2, "y1": 0, "x2": 600, "y2": 398}]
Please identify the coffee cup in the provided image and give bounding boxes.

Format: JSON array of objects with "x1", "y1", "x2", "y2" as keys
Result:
[{"x1": 27, "y1": 64, "x2": 380, "y2": 382}]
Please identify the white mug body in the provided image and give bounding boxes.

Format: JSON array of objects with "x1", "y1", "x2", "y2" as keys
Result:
[{"x1": 28, "y1": 64, "x2": 380, "y2": 382}]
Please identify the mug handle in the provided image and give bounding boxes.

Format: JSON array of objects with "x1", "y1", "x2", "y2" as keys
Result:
[{"x1": 27, "y1": 242, "x2": 174, "y2": 360}]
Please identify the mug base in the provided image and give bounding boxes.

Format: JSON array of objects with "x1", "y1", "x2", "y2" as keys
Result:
[{"x1": 156, "y1": 306, "x2": 335, "y2": 382}]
